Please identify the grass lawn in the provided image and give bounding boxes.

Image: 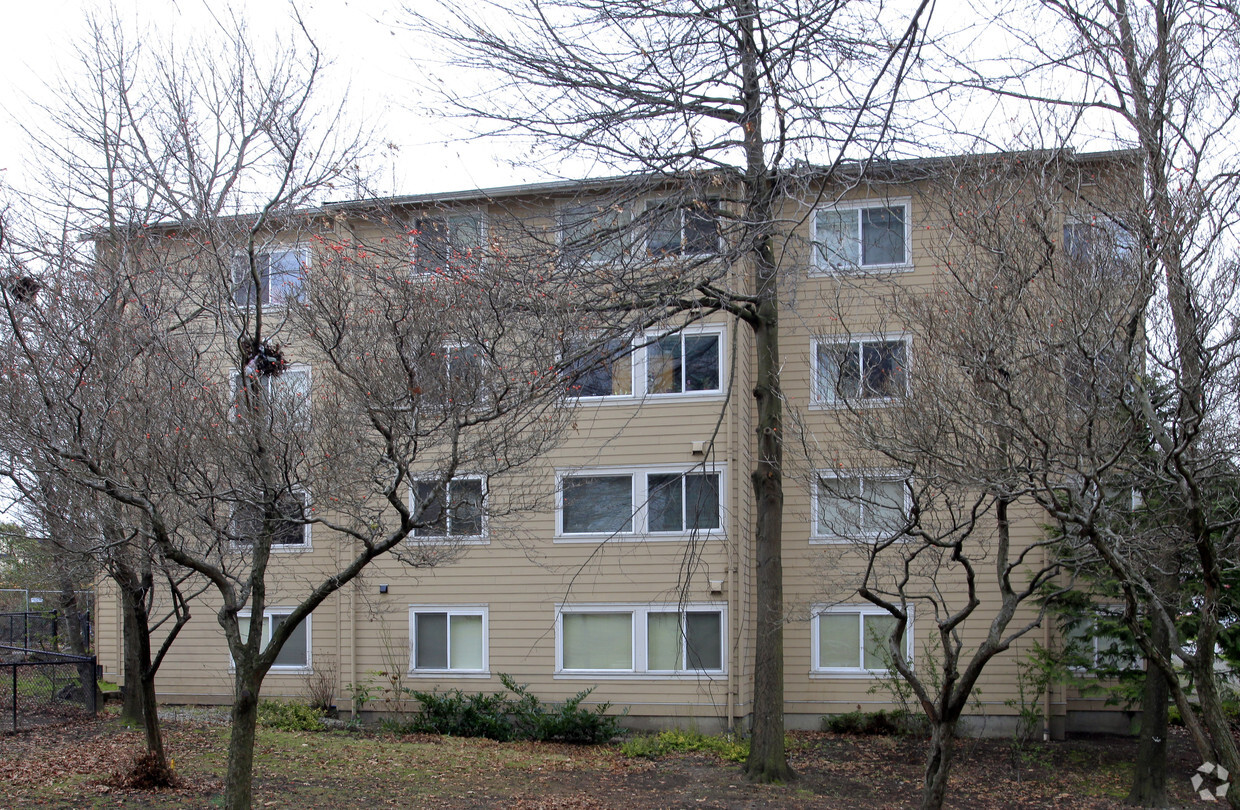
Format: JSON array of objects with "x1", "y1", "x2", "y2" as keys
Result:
[{"x1": 0, "y1": 713, "x2": 1209, "y2": 808}]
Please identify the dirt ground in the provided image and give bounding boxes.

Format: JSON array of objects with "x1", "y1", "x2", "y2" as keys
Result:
[{"x1": 0, "y1": 714, "x2": 1215, "y2": 809}]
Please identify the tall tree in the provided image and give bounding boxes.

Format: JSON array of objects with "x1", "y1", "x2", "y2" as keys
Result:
[
  {"x1": 960, "y1": 1, "x2": 1240, "y2": 803},
  {"x1": 404, "y1": 0, "x2": 936, "y2": 780}
]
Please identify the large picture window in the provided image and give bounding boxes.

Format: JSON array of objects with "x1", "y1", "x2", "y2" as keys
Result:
[
  {"x1": 812, "y1": 605, "x2": 910, "y2": 675},
  {"x1": 813, "y1": 202, "x2": 909, "y2": 272},
  {"x1": 231, "y1": 365, "x2": 311, "y2": 428},
  {"x1": 559, "y1": 205, "x2": 627, "y2": 265},
  {"x1": 558, "y1": 468, "x2": 722, "y2": 539},
  {"x1": 558, "y1": 604, "x2": 725, "y2": 674},
  {"x1": 410, "y1": 606, "x2": 488, "y2": 674},
  {"x1": 566, "y1": 327, "x2": 723, "y2": 401}
]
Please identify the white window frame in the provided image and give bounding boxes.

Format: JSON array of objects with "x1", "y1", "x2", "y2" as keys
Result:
[
  {"x1": 235, "y1": 609, "x2": 312, "y2": 673},
  {"x1": 410, "y1": 210, "x2": 485, "y2": 276},
  {"x1": 811, "y1": 198, "x2": 912, "y2": 274},
  {"x1": 409, "y1": 475, "x2": 488, "y2": 544},
  {"x1": 230, "y1": 363, "x2": 312, "y2": 429},
  {"x1": 811, "y1": 470, "x2": 909, "y2": 544},
  {"x1": 555, "y1": 465, "x2": 725, "y2": 542},
  {"x1": 558, "y1": 204, "x2": 630, "y2": 265},
  {"x1": 408, "y1": 605, "x2": 490, "y2": 677},
  {"x1": 811, "y1": 334, "x2": 910, "y2": 407},
  {"x1": 230, "y1": 488, "x2": 312, "y2": 552},
  {"x1": 231, "y1": 245, "x2": 310, "y2": 307},
  {"x1": 811, "y1": 604, "x2": 912, "y2": 678},
  {"x1": 568, "y1": 325, "x2": 725, "y2": 402},
  {"x1": 555, "y1": 602, "x2": 727, "y2": 678},
  {"x1": 643, "y1": 198, "x2": 721, "y2": 257}
]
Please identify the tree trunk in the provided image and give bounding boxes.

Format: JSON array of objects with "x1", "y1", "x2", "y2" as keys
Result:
[
  {"x1": 224, "y1": 673, "x2": 261, "y2": 810},
  {"x1": 921, "y1": 719, "x2": 957, "y2": 810},
  {"x1": 55, "y1": 581, "x2": 97, "y2": 709},
  {"x1": 118, "y1": 584, "x2": 146, "y2": 724},
  {"x1": 1190, "y1": 656, "x2": 1240, "y2": 809},
  {"x1": 743, "y1": 304, "x2": 793, "y2": 784},
  {"x1": 117, "y1": 575, "x2": 168, "y2": 766},
  {"x1": 1127, "y1": 581, "x2": 1171, "y2": 807}
]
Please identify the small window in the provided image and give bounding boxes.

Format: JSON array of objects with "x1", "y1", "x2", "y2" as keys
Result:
[
  {"x1": 565, "y1": 337, "x2": 635, "y2": 397},
  {"x1": 561, "y1": 475, "x2": 634, "y2": 535},
  {"x1": 231, "y1": 365, "x2": 311, "y2": 428},
  {"x1": 237, "y1": 611, "x2": 310, "y2": 670},
  {"x1": 648, "y1": 333, "x2": 721, "y2": 395},
  {"x1": 814, "y1": 474, "x2": 906, "y2": 540},
  {"x1": 813, "y1": 606, "x2": 909, "y2": 674},
  {"x1": 558, "y1": 605, "x2": 726, "y2": 674},
  {"x1": 413, "y1": 213, "x2": 483, "y2": 274},
  {"x1": 815, "y1": 338, "x2": 908, "y2": 405},
  {"x1": 648, "y1": 472, "x2": 720, "y2": 532},
  {"x1": 560, "y1": 205, "x2": 627, "y2": 264},
  {"x1": 813, "y1": 203, "x2": 909, "y2": 272},
  {"x1": 232, "y1": 248, "x2": 308, "y2": 306},
  {"x1": 1063, "y1": 607, "x2": 1140, "y2": 674},
  {"x1": 411, "y1": 477, "x2": 486, "y2": 540},
  {"x1": 410, "y1": 607, "x2": 487, "y2": 673},
  {"x1": 1063, "y1": 218, "x2": 1136, "y2": 281},
  {"x1": 231, "y1": 490, "x2": 310, "y2": 548},
  {"x1": 645, "y1": 201, "x2": 719, "y2": 256}
]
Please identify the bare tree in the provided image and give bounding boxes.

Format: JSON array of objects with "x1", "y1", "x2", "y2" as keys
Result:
[
  {"x1": 403, "y1": 0, "x2": 937, "y2": 780},
  {"x1": 0, "y1": 11, "x2": 587, "y2": 810},
  {"x1": 953, "y1": 1, "x2": 1240, "y2": 804}
]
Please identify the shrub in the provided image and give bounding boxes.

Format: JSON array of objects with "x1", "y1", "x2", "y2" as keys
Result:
[
  {"x1": 620, "y1": 729, "x2": 749, "y2": 762},
  {"x1": 402, "y1": 673, "x2": 623, "y2": 744},
  {"x1": 822, "y1": 709, "x2": 924, "y2": 736},
  {"x1": 256, "y1": 700, "x2": 326, "y2": 732}
]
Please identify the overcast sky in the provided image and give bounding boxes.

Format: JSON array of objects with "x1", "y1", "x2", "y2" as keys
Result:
[{"x1": 0, "y1": 0, "x2": 545, "y2": 200}]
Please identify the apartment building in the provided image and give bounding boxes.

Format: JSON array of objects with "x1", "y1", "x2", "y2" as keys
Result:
[{"x1": 94, "y1": 149, "x2": 1142, "y2": 736}]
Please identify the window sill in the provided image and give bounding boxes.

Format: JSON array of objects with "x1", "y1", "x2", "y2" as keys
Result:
[
  {"x1": 555, "y1": 671, "x2": 726, "y2": 680},
  {"x1": 809, "y1": 397, "x2": 903, "y2": 411},
  {"x1": 809, "y1": 670, "x2": 891, "y2": 680},
  {"x1": 407, "y1": 536, "x2": 490, "y2": 546},
  {"x1": 408, "y1": 670, "x2": 492, "y2": 679},
  {"x1": 809, "y1": 263, "x2": 914, "y2": 277},
  {"x1": 555, "y1": 530, "x2": 723, "y2": 544}
]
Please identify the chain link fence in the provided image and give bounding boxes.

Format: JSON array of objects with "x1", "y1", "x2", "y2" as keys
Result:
[{"x1": 0, "y1": 645, "x2": 97, "y2": 733}]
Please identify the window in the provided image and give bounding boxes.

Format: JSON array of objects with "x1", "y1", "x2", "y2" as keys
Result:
[
  {"x1": 812, "y1": 605, "x2": 910, "y2": 675},
  {"x1": 411, "y1": 477, "x2": 486, "y2": 540},
  {"x1": 1063, "y1": 607, "x2": 1140, "y2": 674},
  {"x1": 410, "y1": 606, "x2": 487, "y2": 674},
  {"x1": 567, "y1": 327, "x2": 722, "y2": 400},
  {"x1": 560, "y1": 205, "x2": 627, "y2": 264},
  {"x1": 237, "y1": 611, "x2": 310, "y2": 670},
  {"x1": 558, "y1": 604, "x2": 725, "y2": 674},
  {"x1": 412, "y1": 213, "x2": 483, "y2": 274},
  {"x1": 813, "y1": 202, "x2": 910, "y2": 272},
  {"x1": 231, "y1": 365, "x2": 311, "y2": 427},
  {"x1": 647, "y1": 332, "x2": 720, "y2": 394},
  {"x1": 232, "y1": 248, "x2": 308, "y2": 306},
  {"x1": 558, "y1": 468, "x2": 722, "y2": 538},
  {"x1": 645, "y1": 200, "x2": 719, "y2": 256},
  {"x1": 813, "y1": 473, "x2": 907, "y2": 541},
  {"x1": 565, "y1": 337, "x2": 635, "y2": 397},
  {"x1": 1063, "y1": 217, "x2": 1136, "y2": 281},
  {"x1": 814, "y1": 337, "x2": 908, "y2": 405},
  {"x1": 231, "y1": 490, "x2": 311, "y2": 548}
]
